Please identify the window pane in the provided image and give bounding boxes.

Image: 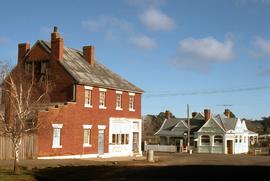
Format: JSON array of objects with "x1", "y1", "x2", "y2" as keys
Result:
[
  {"x1": 99, "y1": 91, "x2": 106, "y2": 106},
  {"x1": 201, "y1": 135, "x2": 210, "y2": 145},
  {"x1": 83, "y1": 129, "x2": 90, "y2": 144},
  {"x1": 116, "y1": 94, "x2": 122, "y2": 108},
  {"x1": 53, "y1": 128, "x2": 61, "y2": 146},
  {"x1": 214, "y1": 135, "x2": 223, "y2": 145},
  {"x1": 129, "y1": 95, "x2": 134, "y2": 109},
  {"x1": 112, "y1": 134, "x2": 116, "y2": 144},
  {"x1": 85, "y1": 90, "x2": 91, "y2": 105}
]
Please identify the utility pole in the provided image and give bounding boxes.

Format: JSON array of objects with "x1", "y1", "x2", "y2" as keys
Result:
[{"x1": 187, "y1": 104, "x2": 190, "y2": 151}]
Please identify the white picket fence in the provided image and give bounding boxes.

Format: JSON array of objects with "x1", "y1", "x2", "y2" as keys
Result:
[{"x1": 144, "y1": 144, "x2": 177, "y2": 152}]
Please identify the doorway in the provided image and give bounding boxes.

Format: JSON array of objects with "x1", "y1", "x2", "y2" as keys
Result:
[
  {"x1": 132, "y1": 132, "x2": 139, "y2": 153},
  {"x1": 98, "y1": 130, "x2": 104, "y2": 155},
  {"x1": 227, "y1": 140, "x2": 233, "y2": 154}
]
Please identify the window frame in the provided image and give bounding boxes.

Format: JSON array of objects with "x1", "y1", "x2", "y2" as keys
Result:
[
  {"x1": 83, "y1": 124, "x2": 92, "y2": 147},
  {"x1": 214, "y1": 135, "x2": 223, "y2": 146},
  {"x1": 52, "y1": 124, "x2": 63, "y2": 148},
  {"x1": 84, "y1": 86, "x2": 93, "y2": 108},
  {"x1": 128, "y1": 93, "x2": 135, "y2": 111},
  {"x1": 201, "y1": 135, "x2": 210, "y2": 146},
  {"x1": 116, "y1": 91, "x2": 123, "y2": 110},
  {"x1": 99, "y1": 88, "x2": 107, "y2": 109}
]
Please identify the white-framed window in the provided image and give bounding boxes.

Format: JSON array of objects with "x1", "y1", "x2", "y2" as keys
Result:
[
  {"x1": 116, "y1": 91, "x2": 122, "y2": 110},
  {"x1": 112, "y1": 134, "x2": 129, "y2": 145},
  {"x1": 52, "y1": 124, "x2": 63, "y2": 148},
  {"x1": 83, "y1": 124, "x2": 92, "y2": 147},
  {"x1": 239, "y1": 135, "x2": 242, "y2": 143},
  {"x1": 84, "y1": 86, "x2": 93, "y2": 108},
  {"x1": 235, "y1": 135, "x2": 238, "y2": 143},
  {"x1": 244, "y1": 136, "x2": 246, "y2": 143},
  {"x1": 201, "y1": 135, "x2": 210, "y2": 146},
  {"x1": 214, "y1": 135, "x2": 223, "y2": 145},
  {"x1": 129, "y1": 93, "x2": 135, "y2": 111},
  {"x1": 99, "y1": 88, "x2": 107, "y2": 109}
]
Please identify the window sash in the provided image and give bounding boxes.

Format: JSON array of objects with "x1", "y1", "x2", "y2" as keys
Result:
[
  {"x1": 129, "y1": 95, "x2": 134, "y2": 110},
  {"x1": 83, "y1": 129, "x2": 90, "y2": 144},
  {"x1": 116, "y1": 94, "x2": 122, "y2": 108},
  {"x1": 53, "y1": 128, "x2": 61, "y2": 147},
  {"x1": 99, "y1": 91, "x2": 106, "y2": 107},
  {"x1": 201, "y1": 135, "x2": 210, "y2": 145},
  {"x1": 112, "y1": 134, "x2": 129, "y2": 145},
  {"x1": 85, "y1": 89, "x2": 92, "y2": 105}
]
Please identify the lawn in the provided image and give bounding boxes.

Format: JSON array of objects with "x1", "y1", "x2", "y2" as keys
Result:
[{"x1": 0, "y1": 169, "x2": 34, "y2": 181}]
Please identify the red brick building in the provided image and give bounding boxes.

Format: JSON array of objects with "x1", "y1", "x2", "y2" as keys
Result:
[{"x1": 15, "y1": 27, "x2": 143, "y2": 158}]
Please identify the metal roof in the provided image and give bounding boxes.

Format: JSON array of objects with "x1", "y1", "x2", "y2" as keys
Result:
[
  {"x1": 39, "y1": 40, "x2": 143, "y2": 93},
  {"x1": 155, "y1": 117, "x2": 205, "y2": 137}
]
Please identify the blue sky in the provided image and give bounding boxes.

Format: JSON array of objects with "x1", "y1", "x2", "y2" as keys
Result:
[{"x1": 0, "y1": 0, "x2": 270, "y2": 119}]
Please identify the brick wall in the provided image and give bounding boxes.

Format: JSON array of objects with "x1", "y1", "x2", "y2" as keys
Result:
[{"x1": 37, "y1": 84, "x2": 141, "y2": 157}]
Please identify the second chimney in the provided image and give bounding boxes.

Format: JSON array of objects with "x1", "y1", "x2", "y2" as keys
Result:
[
  {"x1": 18, "y1": 43, "x2": 30, "y2": 64},
  {"x1": 165, "y1": 110, "x2": 171, "y2": 120},
  {"x1": 83, "y1": 46, "x2": 95, "y2": 65},
  {"x1": 204, "y1": 109, "x2": 211, "y2": 122},
  {"x1": 51, "y1": 26, "x2": 64, "y2": 61},
  {"x1": 192, "y1": 112, "x2": 197, "y2": 118},
  {"x1": 224, "y1": 109, "x2": 231, "y2": 118}
]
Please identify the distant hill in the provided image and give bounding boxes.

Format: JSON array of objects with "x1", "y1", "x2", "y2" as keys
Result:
[
  {"x1": 245, "y1": 116, "x2": 270, "y2": 135},
  {"x1": 142, "y1": 111, "x2": 175, "y2": 143}
]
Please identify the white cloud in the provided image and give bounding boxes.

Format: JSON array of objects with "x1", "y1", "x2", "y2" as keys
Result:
[
  {"x1": 138, "y1": 8, "x2": 176, "y2": 31},
  {"x1": 130, "y1": 35, "x2": 157, "y2": 50},
  {"x1": 171, "y1": 37, "x2": 234, "y2": 71},
  {"x1": 253, "y1": 36, "x2": 270, "y2": 57},
  {"x1": 82, "y1": 16, "x2": 133, "y2": 33},
  {"x1": 125, "y1": 0, "x2": 167, "y2": 7},
  {"x1": 257, "y1": 67, "x2": 270, "y2": 76}
]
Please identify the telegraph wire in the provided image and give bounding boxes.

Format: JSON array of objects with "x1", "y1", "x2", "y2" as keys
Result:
[{"x1": 143, "y1": 85, "x2": 270, "y2": 98}]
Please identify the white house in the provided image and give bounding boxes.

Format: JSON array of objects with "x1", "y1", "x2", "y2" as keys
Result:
[{"x1": 196, "y1": 109, "x2": 258, "y2": 154}]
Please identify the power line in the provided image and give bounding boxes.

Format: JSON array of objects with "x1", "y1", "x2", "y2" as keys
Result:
[{"x1": 143, "y1": 85, "x2": 270, "y2": 98}]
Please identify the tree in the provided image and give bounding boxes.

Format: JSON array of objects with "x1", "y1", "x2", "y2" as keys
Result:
[{"x1": 0, "y1": 62, "x2": 50, "y2": 173}]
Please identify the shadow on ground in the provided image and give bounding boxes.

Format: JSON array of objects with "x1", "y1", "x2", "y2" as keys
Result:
[{"x1": 32, "y1": 165, "x2": 269, "y2": 181}]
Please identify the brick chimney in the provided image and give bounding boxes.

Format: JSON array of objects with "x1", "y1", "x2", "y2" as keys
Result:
[
  {"x1": 224, "y1": 109, "x2": 231, "y2": 118},
  {"x1": 51, "y1": 26, "x2": 64, "y2": 61},
  {"x1": 165, "y1": 110, "x2": 171, "y2": 120},
  {"x1": 83, "y1": 46, "x2": 95, "y2": 65},
  {"x1": 192, "y1": 112, "x2": 197, "y2": 118},
  {"x1": 18, "y1": 43, "x2": 30, "y2": 63},
  {"x1": 204, "y1": 109, "x2": 211, "y2": 122}
]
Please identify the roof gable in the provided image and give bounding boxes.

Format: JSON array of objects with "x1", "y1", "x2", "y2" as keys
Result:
[{"x1": 198, "y1": 118, "x2": 225, "y2": 133}]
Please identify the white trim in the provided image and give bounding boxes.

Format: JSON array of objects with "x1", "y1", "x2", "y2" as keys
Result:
[
  {"x1": 129, "y1": 108, "x2": 135, "y2": 112},
  {"x1": 99, "y1": 105, "x2": 107, "y2": 109},
  {"x1": 83, "y1": 143, "x2": 92, "y2": 147},
  {"x1": 52, "y1": 145, "x2": 62, "y2": 148},
  {"x1": 116, "y1": 90, "x2": 123, "y2": 94},
  {"x1": 84, "y1": 104, "x2": 92, "y2": 108},
  {"x1": 99, "y1": 88, "x2": 107, "y2": 92},
  {"x1": 52, "y1": 124, "x2": 63, "y2": 129},
  {"x1": 84, "y1": 86, "x2": 93, "y2": 90},
  {"x1": 98, "y1": 125, "x2": 106, "y2": 130},
  {"x1": 116, "y1": 107, "x2": 123, "y2": 111},
  {"x1": 83, "y1": 124, "x2": 92, "y2": 129},
  {"x1": 128, "y1": 92, "x2": 135, "y2": 96}
]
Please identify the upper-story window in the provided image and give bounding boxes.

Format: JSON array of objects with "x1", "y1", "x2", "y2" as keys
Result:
[
  {"x1": 116, "y1": 91, "x2": 122, "y2": 110},
  {"x1": 99, "y1": 88, "x2": 107, "y2": 109},
  {"x1": 84, "y1": 86, "x2": 93, "y2": 108},
  {"x1": 129, "y1": 93, "x2": 135, "y2": 111}
]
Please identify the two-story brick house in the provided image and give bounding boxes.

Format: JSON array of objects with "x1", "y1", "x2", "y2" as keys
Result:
[{"x1": 13, "y1": 27, "x2": 143, "y2": 158}]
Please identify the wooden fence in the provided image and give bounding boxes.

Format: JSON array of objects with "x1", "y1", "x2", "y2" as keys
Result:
[
  {"x1": 0, "y1": 134, "x2": 37, "y2": 160},
  {"x1": 144, "y1": 144, "x2": 177, "y2": 153}
]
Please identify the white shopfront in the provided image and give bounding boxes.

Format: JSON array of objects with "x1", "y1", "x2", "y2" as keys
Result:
[{"x1": 109, "y1": 117, "x2": 142, "y2": 157}]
